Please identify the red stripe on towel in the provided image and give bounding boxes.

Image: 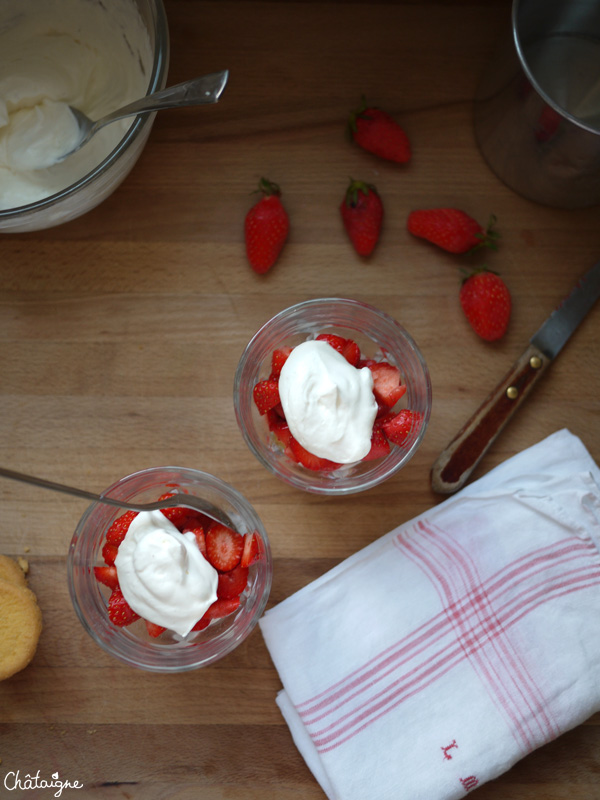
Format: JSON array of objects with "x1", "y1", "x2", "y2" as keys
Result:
[{"x1": 295, "y1": 528, "x2": 600, "y2": 754}]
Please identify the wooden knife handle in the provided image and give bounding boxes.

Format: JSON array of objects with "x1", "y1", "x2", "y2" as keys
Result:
[{"x1": 431, "y1": 343, "x2": 551, "y2": 494}]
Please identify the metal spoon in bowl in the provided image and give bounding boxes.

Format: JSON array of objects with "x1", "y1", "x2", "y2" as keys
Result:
[
  {"x1": 58, "y1": 69, "x2": 229, "y2": 162},
  {"x1": 0, "y1": 466, "x2": 231, "y2": 527}
]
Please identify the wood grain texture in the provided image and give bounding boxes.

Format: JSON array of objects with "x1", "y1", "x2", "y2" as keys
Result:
[{"x1": 1, "y1": 1, "x2": 599, "y2": 797}]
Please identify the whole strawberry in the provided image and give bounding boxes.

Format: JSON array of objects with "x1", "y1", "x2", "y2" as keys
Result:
[
  {"x1": 407, "y1": 208, "x2": 498, "y2": 254},
  {"x1": 459, "y1": 269, "x2": 511, "y2": 341},
  {"x1": 340, "y1": 179, "x2": 383, "y2": 257},
  {"x1": 244, "y1": 177, "x2": 289, "y2": 274},
  {"x1": 348, "y1": 100, "x2": 411, "y2": 164}
]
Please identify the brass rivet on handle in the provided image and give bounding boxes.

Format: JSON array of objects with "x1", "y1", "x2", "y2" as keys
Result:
[
  {"x1": 506, "y1": 386, "x2": 519, "y2": 400},
  {"x1": 530, "y1": 355, "x2": 542, "y2": 369}
]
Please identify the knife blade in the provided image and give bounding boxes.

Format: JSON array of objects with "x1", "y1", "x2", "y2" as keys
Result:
[{"x1": 431, "y1": 260, "x2": 600, "y2": 494}]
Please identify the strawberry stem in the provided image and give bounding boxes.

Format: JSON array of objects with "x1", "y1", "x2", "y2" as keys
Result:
[
  {"x1": 471, "y1": 213, "x2": 500, "y2": 253},
  {"x1": 345, "y1": 177, "x2": 377, "y2": 207},
  {"x1": 347, "y1": 95, "x2": 370, "y2": 138},
  {"x1": 254, "y1": 177, "x2": 281, "y2": 197},
  {"x1": 459, "y1": 264, "x2": 498, "y2": 284}
]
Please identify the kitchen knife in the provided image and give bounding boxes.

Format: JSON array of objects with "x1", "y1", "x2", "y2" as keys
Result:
[{"x1": 431, "y1": 260, "x2": 600, "y2": 494}]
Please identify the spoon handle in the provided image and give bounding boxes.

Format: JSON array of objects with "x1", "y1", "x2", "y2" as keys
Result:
[
  {"x1": 93, "y1": 69, "x2": 229, "y2": 131},
  {"x1": 0, "y1": 466, "x2": 110, "y2": 505},
  {"x1": 0, "y1": 465, "x2": 228, "y2": 524}
]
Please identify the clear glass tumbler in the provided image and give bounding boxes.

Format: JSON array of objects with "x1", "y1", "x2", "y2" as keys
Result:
[
  {"x1": 233, "y1": 297, "x2": 432, "y2": 495},
  {"x1": 67, "y1": 467, "x2": 272, "y2": 672}
]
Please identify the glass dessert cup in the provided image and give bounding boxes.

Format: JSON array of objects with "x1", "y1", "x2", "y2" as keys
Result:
[
  {"x1": 233, "y1": 297, "x2": 432, "y2": 495},
  {"x1": 67, "y1": 467, "x2": 272, "y2": 672}
]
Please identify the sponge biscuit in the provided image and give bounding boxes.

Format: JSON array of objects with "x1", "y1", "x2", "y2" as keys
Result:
[
  {"x1": 0, "y1": 553, "x2": 28, "y2": 588},
  {"x1": 0, "y1": 558, "x2": 42, "y2": 680}
]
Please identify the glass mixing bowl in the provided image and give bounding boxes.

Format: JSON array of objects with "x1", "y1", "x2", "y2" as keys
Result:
[{"x1": 0, "y1": 0, "x2": 169, "y2": 233}]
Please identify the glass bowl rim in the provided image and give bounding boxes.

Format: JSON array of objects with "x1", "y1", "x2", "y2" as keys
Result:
[{"x1": 0, "y1": 0, "x2": 170, "y2": 221}]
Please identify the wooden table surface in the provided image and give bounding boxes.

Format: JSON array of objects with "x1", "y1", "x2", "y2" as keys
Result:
[{"x1": 1, "y1": 1, "x2": 599, "y2": 797}]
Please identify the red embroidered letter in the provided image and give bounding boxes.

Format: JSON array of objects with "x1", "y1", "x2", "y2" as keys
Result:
[
  {"x1": 441, "y1": 740, "x2": 458, "y2": 760},
  {"x1": 460, "y1": 776, "x2": 479, "y2": 792}
]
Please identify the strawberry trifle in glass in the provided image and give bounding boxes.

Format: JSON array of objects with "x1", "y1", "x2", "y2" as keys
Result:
[
  {"x1": 233, "y1": 298, "x2": 432, "y2": 495},
  {"x1": 68, "y1": 467, "x2": 272, "y2": 672}
]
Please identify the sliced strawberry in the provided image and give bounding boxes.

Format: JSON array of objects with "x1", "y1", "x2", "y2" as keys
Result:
[
  {"x1": 183, "y1": 524, "x2": 206, "y2": 555},
  {"x1": 93, "y1": 565, "x2": 119, "y2": 590},
  {"x1": 102, "y1": 541, "x2": 119, "y2": 566},
  {"x1": 163, "y1": 508, "x2": 192, "y2": 528},
  {"x1": 240, "y1": 532, "x2": 260, "y2": 567},
  {"x1": 266, "y1": 408, "x2": 292, "y2": 447},
  {"x1": 180, "y1": 510, "x2": 215, "y2": 531},
  {"x1": 381, "y1": 409, "x2": 421, "y2": 446},
  {"x1": 182, "y1": 518, "x2": 206, "y2": 533},
  {"x1": 366, "y1": 361, "x2": 406, "y2": 408},
  {"x1": 192, "y1": 597, "x2": 241, "y2": 631},
  {"x1": 316, "y1": 333, "x2": 361, "y2": 366},
  {"x1": 270, "y1": 346, "x2": 292, "y2": 378},
  {"x1": 316, "y1": 332, "x2": 347, "y2": 353},
  {"x1": 106, "y1": 510, "x2": 137, "y2": 546},
  {"x1": 363, "y1": 424, "x2": 391, "y2": 461},
  {"x1": 271, "y1": 402, "x2": 286, "y2": 418},
  {"x1": 375, "y1": 398, "x2": 395, "y2": 418},
  {"x1": 156, "y1": 493, "x2": 191, "y2": 529},
  {"x1": 342, "y1": 339, "x2": 361, "y2": 367},
  {"x1": 107, "y1": 588, "x2": 140, "y2": 627},
  {"x1": 357, "y1": 357, "x2": 376, "y2": 368},
  {"x1": 253, "y1": 378, "x2": 281, "y2": 415},
  {"x1": 205, "y1": 522, "x2": 244, "y2": 571},
  {"x1": 207, "y1": 597, "x2": 241, "y2": 618},
  {"x1": 287, "y1": 436, "x2": 341, "y2": 472},
  {"x1": 217, "y1": 564, "x2": 249, "y2": 600},
  {"x1": 145, "y1": 619, "x2": 167, "y2": 638}
]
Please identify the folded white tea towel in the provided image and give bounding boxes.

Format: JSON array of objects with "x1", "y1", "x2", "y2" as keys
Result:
[{"x1": 259, "y1": 429, "x2": 600, "y2": 800}]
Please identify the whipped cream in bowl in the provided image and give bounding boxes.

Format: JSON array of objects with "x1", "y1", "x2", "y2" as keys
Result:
[
  {"x1": 0, "y1": 0, "x2": 169, "y2": 232},
  {"x1": 114, "y1": 510, "x2": 219, "y2": 638},
  {"x1": 234, "y1": 297, "x2": 433, "y2": 495},
  {"x1": 278, "y1": 340, "x2": 378, "y2": 464},
  {"x1": 67, "y1": 468, "x2": 272, "y2": 672}
]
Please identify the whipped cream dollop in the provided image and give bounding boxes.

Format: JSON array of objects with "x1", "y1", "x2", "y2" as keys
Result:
[
  {"x1": 278, "y1": 339, "x2": 378, "y2": 463},
  {"x1": 114, "y1": 510, "x2": 218, "y2": 638},
  {"x1": 0, "y1": 0, "x2": 152, "y2": 209}
]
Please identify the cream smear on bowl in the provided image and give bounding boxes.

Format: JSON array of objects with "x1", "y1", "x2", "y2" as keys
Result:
[{"x1": 0, "y1": 0, "x2": 153, "y2": 210}]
